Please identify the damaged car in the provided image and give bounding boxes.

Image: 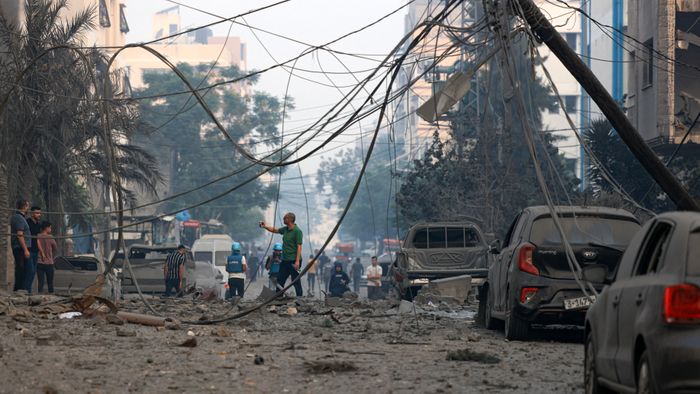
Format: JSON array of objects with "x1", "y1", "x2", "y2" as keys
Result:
[
  {"x1": 480, "y1": 205, "x2": 640, "y2": 340},
  {"x1": 585, "y1": 211, "x2": 700, "y2": 393},
  {"x1": 120, "y1": 244, "x2": 196, "y2": 294},
  {"x1": 392, "y1": 222, "x2": 489, "y2": 300}
]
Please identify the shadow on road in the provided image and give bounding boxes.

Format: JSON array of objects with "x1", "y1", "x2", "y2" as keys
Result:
[{"x1": 528, "y1": 325, "x2": 584, "y2": 344}]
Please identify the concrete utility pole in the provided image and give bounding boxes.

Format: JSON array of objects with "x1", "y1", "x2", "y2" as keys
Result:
[{"x1": 513, "y1": 0, "x2": 700, "y2": 211}]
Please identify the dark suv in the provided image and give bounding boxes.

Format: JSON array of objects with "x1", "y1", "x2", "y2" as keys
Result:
[{"x1": 479, "y1": 206, "x2": 640, "y2": 340}]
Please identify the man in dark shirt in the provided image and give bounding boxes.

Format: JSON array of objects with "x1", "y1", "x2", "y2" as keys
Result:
[
  {"x1": 10, "y1": 200, "x2": 31, "y2": 292},
  {"x1": 260, "y1": 212, "x2": 303, "y2": 297},
  {"x1": 163, "y1": 245, "x2": 186, "y2": 297},
  {"x1": 25, "y1": 206, "x2": 42, "y2": 293}
]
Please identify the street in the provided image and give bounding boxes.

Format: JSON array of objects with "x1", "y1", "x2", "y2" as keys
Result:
[{"x1": 0, "y1": 284, "x2": 584, "y2": 393}]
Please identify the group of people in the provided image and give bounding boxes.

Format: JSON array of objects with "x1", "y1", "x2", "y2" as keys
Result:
[
  {"x1": 10, "y1": 200, "x2": 58, "y2": 294},
  {"x1": 326, "y1": 256, "x2": 384, "y2": 299},
  {"x1": 162, "y1": 210, "x2": 385, "y2": 301}
]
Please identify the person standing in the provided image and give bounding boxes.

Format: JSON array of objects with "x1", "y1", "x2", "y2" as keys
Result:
[
  {"x1": 260, "y1": 212, "x2": 303, "y2": 297},
  {"x1": 350, "y1": 257, "x2": 364, "y2": 293},
  {"x1": 248, "y1": 247, "x2": 260, "y2": 282},
  {"x1": 366, "y1": 256, "x2": 384, "y2": 300},
  {"x1": 25, "y1": 206, "x2": 42, "y2": 293},
  {"x1": 10, "y1": 200, "x2": 31, "y2": 292},
  {"x1": 265, "y1": 243, "x2": 283, "y2": 290},
  {"x1": 163, "y1": 245, "x2": 186, "y2": 297},
  {"x1": 226, "y1": 242, "x2": 247, "y2": 299},
  {"x1": 306, "y1": 254, "x2": 317, "y2": 296},
  {"x1": 36, "y1": 221, "x2": 57, "y2": 294},
  {"x1": 328, "y1": 262, "x2": 350, "y2": 297},
  {"x1": 318, "y1": 250, "x2": 330, "y2": 288}
]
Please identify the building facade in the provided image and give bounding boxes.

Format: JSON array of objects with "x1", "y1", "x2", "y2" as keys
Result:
[{"x1": 626, "y1": 0, "x2": 700, "y2": 147}]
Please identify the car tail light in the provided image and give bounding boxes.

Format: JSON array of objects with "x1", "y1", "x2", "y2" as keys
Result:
[
  {"x1": 518, "y1": 243, "x2": 539, "y2": 276},
  {"x1": 520, "y1": 287, "x2": 539, "y2": 304},
  {"x1": 664, "y1": 284, "x2": 700, "y2": 324}
]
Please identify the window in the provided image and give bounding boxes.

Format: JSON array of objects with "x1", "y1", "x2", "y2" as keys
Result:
[
  {"x1": 548, "y1": 99, "x2": 559, "y2": 114},
  {"x1": 194, "y1": 251, "x2": 213, "y2": 264},
  {"x1": 688, "y1": 231, "x2": 700, "y2": 276},
  {"x1": 634, "y1": 222, "x2": 672, "y2": 275},
  {"x1": 99, "y1": 0, "x2": 111, "y2": 28},
  {"x1": 428, "y1": 227, "x2": 446, "y2": 248},
  {"x1": 446, "y1": 227, "x2": 465, "y2": 248},
  {"x1": 119, "y1": 4, "x2": 129, "y2": 33},
  {"x1": 564, "y1": 95, "x2": 577, "y2": 114},
  {"x1": 564, "y1": 33, "x2": 578, "y2": 50},
  {"x1": 503, "y1": 214, "x2": 521, "y2": 247},
  {"x1": 169, "y1": 23, "x2": 178, "y2": 35},
  {"x1": 530, "y1": 216, "x2": 640, "y2": 246},
  {"x1": 412, "y1": 228, "x2": 428, "y2": 248},
  {"x1": 240, "y1": 43, "x2": 247, "y2": 62},
  {"x1": 214, "y1": 251, "x2": 229, "y2": 266},
  {"x1": 642, "y1": 39, "x2": 653, "y2": 88},
  {"x1": 465, "y1": 227, "x2": 481, "y2": 246}
]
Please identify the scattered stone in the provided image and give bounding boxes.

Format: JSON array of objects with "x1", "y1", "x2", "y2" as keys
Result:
[
  {"x1": 27, "y1": 296, "x2": 43, "y2": 306},
  {"x1": 165, "y1": 319, "x2": 181, "y2": 331},
  {"x1": 325, "y1": 297, "x2": 342, "y2": 307},
  {"x1": 254, "y1": 355, "x2": 264, "y2": 365},
  {"x1": 211, "y1": 327, "x2": 231, "y2": 337},
  {"x1": 187, "y1": 330, "x2": 196, "y2": 337},
  {"x1": 304, "y1": 360, "x2": 357, "y2": 374},
  {"x1": 116, "y1": 328, "x2": 136, "y2": 337},
  {"x1": 446, "y1": 348, "x2": 500, "y2": 364},
  {"x1": 342, "y1": 292, "x2": 358, "y2": 301},
  {"x1": 398, "y1": 300, "x2": 415, "y2": 314},
  {"x1": 105, "y1": 314, "x2": 125, "y2": 325},
  {"x1": 285, "y1": 307, "x2": 298, "y2": 316},
  {"x1": 178, "y1": 337, "x2": 197, "y2": 348}
]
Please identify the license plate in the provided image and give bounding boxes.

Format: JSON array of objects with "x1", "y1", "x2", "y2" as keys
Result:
[{"x1": 564, "y1": 295, "x2": 596, "y2": 310}]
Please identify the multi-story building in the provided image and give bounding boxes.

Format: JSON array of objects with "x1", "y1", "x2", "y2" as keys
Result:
[
  {"x1": 0, "y1": 0, "x2": 128, "y2": 48},
  {"x1": 119, "y1": 6, "x2": 247, "y2": 93},
  {"x1": 626, "y1": 0, "x2": 700, "y2": 149}
]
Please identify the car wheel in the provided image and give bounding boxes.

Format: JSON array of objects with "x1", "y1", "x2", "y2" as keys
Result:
[
  {"x1": 637, "y1": 350, "x2": 656, "y2": 394},
  {"x1": 585, "y1": 332, "x2": 614, "y2": 394},
  {"x1": 504, "y1": 295, "x2": 530, "y2": 340},
  {"x1": 478, "y1": 286, "x2": 498, "y2": 329}
]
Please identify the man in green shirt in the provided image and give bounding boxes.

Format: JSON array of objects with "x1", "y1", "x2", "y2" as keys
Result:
[{"x1": 260, "y1": 212, "x2": 303, "y2": 296}]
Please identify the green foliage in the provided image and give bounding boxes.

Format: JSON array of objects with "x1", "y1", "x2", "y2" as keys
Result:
[
  {"x1": 0, "y1": 0, "x2": 161, "y2": 231},
  {"x1": 397, "y1": 46, "x2": 579, "y2": 238},
  {"x1": 135, "y1": 64, "x2": 289, "y2": 241},
  {"x1": 316, "y1": 135, "x2": 405, "y2": 243},
  {"x1": 584, "y1": 118, "x2": 700, "y2": 212}
]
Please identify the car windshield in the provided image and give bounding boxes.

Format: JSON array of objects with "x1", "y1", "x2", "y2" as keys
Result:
[{"x1": 530, "y1": 216, "x2": 640, "y2": 247}]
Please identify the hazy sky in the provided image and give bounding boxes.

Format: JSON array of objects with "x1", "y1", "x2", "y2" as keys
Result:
[{"x1": 124, "y1": 0, "x2": 408, "y2": 168}]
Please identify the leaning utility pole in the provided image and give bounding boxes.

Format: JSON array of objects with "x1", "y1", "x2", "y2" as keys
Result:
[{"x1": 513, "y1": 0, "x2": 700, "y2": 211}]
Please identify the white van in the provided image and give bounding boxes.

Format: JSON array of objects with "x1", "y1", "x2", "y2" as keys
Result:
[{"x1": 192, "y1": 234, "x2": 234, "y2": 287}]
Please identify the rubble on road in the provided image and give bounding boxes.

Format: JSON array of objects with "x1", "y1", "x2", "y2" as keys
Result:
[{"x1": 0, "y1": 287, "x2": 585, "y2": 393}]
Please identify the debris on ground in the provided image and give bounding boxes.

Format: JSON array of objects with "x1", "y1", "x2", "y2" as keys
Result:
[
  {"x1": 178, "y1": 337, "x2": 198, "y2": 348},
  {"x1": 304, "y1": 360, "x2": 357, "y2": 374},
  {"x1": 446, "y1": 348, "x2": 501, "y2": 364}
]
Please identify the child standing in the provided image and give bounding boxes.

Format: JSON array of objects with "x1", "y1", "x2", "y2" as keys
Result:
[{"x1": 36, "y1": 221, "x2": 57, "y2": 294}]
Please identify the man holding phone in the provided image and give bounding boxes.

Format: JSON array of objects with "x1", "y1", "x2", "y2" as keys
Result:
[{"x1": 260, "y1": 212, "x2": 303, "y2": 297}]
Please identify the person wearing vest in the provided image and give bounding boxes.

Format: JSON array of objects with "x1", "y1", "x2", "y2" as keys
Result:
[
  {"x1": 265, "y1": 243, "x2": 283, "y2": 290},
  {"x1": 226, "y1": 242, "x2": 247, "y2": 299}
]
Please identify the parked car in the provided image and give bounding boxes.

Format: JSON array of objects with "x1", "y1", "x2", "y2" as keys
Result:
[
  {"x1": 584, "y1": 211, "x2": 700, "y2": 393},
  {"x1": 480, "y1": 206, "x2": 641, "y2": 340},
  {"x1": 393, "y1": 222, "x2": 489, "y2": 300},
  {"x1": 54, "y1": 255, "x2": 121, "y2": 298},
  {"x1": 121, "y1": 244, "x2": 195, "y2": 294}
]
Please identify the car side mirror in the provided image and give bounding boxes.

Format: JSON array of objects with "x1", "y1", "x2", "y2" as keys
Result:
[
  {"x1": 489, "y1": 240, "x2": 501, "y2": 254},
  {"x1": 582, "y1": 264, "x2": 608, "y2": 284}
]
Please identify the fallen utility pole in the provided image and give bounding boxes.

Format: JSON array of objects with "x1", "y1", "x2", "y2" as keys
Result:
[{"x1": 512, "y1": 0, "x2": 700, "y2": 211}]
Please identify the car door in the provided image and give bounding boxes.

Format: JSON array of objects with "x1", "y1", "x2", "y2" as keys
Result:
[
  {"x1": 614, "y1": 220, "x2": 673, "y2": 387},
  {"x1": 494, "y1": 213, "x2": 524, "y2": 312},
  {"x1": 594, "y1": 219, "x2": 650, "y2": 381}
]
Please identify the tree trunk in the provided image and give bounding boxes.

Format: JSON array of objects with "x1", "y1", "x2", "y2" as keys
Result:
[{"x1": 0, "y1": 164, "x2": 9, "y2": 290}]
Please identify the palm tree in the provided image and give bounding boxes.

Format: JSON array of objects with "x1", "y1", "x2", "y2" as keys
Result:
[{"x1": 0, "y1": 0, "x2": 162, "y2": 240}]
